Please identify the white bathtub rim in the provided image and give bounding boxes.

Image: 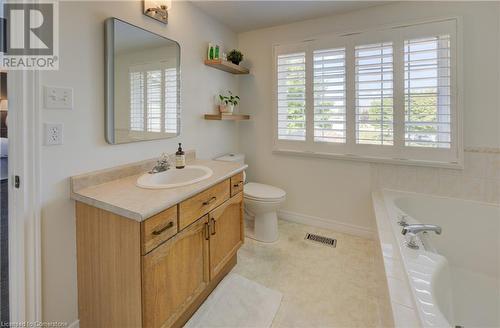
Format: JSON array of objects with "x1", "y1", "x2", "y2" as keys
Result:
[
  {"x1": 377, "y1": 189, "x2": 456, "y2": 328},
  {"x1": 381, "y1": 187, "x2": 500, "y2": 208}
]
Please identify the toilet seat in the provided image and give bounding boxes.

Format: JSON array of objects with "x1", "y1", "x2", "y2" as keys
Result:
[{"x1": 244, "y1": 182, "x2": 286, "y2": 202}]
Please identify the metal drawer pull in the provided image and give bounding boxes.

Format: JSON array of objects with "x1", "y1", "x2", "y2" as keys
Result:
[
  {"x1": 204, "y1": 222, "x2": 210, "y2": 240},
  {"x1": 202, "y1": 196, "x2": 217, "y2": 206},
  {"x1": 211, "y1": 218, "x2": 216, "y2": 235},
  {"x1": 152, "y1": 221, "x2": 174, "y2": 235},
  {"x1": 233, "y1": 181, "x2": 243, "y2": 188}
]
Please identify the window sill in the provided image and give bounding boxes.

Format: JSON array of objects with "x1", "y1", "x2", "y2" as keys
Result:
[{"x1": 272, "y1": 148, "x2": 464, "y2": 169}]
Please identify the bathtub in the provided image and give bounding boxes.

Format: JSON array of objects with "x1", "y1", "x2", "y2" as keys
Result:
[{"x1": 373, "y1": 189, "x2": 500, "y2": 328}]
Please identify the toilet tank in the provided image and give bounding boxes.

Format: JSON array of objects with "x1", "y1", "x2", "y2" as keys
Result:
[{"x1": 214, "y1": 153, "x2": 245, "y2": 164}]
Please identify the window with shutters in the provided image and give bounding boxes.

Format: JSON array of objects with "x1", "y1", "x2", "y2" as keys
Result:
[
  {"x1": 277, "y1": 52, "x2": 306, "y2": 141},
  {"x1": 313, "y1": 47, "x2": 346, "y2": 143},
  {"x1": 355, "y1": 42, "x2": 393, "y2": 146},
  {"x1": 129, "y1": 63, "x2": 179, "y2": 134},
  {"x1": 273, "y1": 19, "x2": 461, "y2": 167},
  {"x1": 404, "y1": 35, "x2": 451, "y2": 148}
]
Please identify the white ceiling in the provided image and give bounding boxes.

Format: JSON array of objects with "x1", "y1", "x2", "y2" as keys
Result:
[{"x1": 190, "y1": 1, "x2": 388, "y2": 33}]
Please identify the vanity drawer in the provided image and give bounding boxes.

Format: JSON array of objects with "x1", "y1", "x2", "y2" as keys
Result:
[
  {"x1": 230, "y1": 172, "x2": 244, "y2": 197},
  {"x1": 141, "y1": 206, "x2": 178, "y2": 255},
  {"x1": 179, "y1": 180, "x2": 230, "y2": 230}
]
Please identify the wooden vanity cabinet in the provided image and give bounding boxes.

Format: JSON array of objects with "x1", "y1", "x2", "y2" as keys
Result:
[
  {"x1": 230, "y1": 172, "x2": 244, "y2": 196},
  {"x1": 178, "y1": 180, "x2": 230, "y2": 230},
  {"x1": 141, "y1": 205, "x2": 178, "y2": 255},
  {"x1": 142, "y1": 216, "x2": 210, "y2": 328},
  {"x1": 76, "y1": 174, "x2": 244, "y2": 328},
  {"x1": 208, "y1": 192, "x2": 244, "y2": 279}
]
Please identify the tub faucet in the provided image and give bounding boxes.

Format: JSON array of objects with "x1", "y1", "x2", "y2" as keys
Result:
[
  {"x1": 402, "y1": 224, "x2": 442, "y2": 235},
  {"x1": 149, "y1": 153, "x2": 171, "y2": 174}
]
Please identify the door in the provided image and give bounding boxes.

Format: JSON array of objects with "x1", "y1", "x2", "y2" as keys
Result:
[
  {"x1": 0, "y1": 71, "x2": 8, "y2": 324},
  {"x1": 208, "y1": 192, "x2": 244, "y2": 279},
  {"x1": 5, "y1": 67, "x2": 43, "y2": 324},
  {"x1": 142, "y1": 216, "x2": 210, "y2": 328}
]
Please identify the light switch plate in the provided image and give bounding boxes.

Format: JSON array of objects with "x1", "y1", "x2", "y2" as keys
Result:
[
  {"x1": 44, "y1": 123, "x2": 63, "y2": 145},
  {"x1": 44, "y1": 86, "x2": 73, "y2": 109}
]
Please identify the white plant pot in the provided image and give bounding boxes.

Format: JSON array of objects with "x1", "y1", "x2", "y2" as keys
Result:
[{"x1": 219, "y1": 104, "x2": 235, "y2": 114}]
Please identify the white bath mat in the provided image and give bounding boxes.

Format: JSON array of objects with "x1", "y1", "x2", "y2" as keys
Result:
[{"x1": 184, "y1": 273, "x2": 282, "y2": 328}]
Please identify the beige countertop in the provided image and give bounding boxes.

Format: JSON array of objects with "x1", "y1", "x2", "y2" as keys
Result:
[{"x1": 71, "y1": 157, "x2": 247, "y2": 221}]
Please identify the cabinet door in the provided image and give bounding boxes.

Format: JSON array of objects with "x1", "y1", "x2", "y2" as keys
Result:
[
  {"x1": 142, "y1": 216, "x2": 210, "y2": 328},
  {"x1": 209, "y1": 192, "x2": 244, "y2": 279}
]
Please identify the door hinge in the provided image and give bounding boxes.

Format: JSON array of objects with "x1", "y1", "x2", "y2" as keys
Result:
[{"x1": 14, "y1": 175, "x2": 20, "y2": 189}]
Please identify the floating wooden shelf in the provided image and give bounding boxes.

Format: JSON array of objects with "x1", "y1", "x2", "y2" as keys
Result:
[
  {"x1": 204, "y1": 113, "x2": 250, "y2": 121},
  {"x1": 204, "y1": 59, "x2": 249, "y2": 75}
]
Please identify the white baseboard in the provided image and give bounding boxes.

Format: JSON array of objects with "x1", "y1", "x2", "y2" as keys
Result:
[
  {"x1": 67, "y1": 319, "x2": 79, "y2": 328},
  {"x1": 278, "y1": 210, "x2": 374, "y2": 239}
]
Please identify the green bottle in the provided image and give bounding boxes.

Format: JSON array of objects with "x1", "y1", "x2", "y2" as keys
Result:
[
  {"x1": 209, "y1": 45, "x2": 214, "y2": 60},
  {"x1": 215, "y1": 45, "x2": 220, "y2": 59}
]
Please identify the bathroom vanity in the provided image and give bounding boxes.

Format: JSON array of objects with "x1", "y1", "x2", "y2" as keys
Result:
[{"x1": 71, "y1": 153, "x2": 247, "y2": 327}]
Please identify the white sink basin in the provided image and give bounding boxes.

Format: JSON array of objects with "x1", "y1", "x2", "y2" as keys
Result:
[{"x1": 136, "y1": 165, "x2": 213, "y2": 189}]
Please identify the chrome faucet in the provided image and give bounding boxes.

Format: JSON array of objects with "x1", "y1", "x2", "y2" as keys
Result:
[
  {"x1": 401, "y1": 224, "x2": 442, "y2": 236},
  {"x1": 149, "y1": 153, "x2": 171, "y2": 174},
  {"x1": 397, "y1": 214, "x2": 409, "y2": 227}
]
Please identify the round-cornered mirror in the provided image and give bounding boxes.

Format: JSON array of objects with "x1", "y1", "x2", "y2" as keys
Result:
[{"x1": 105, "y1": 18, "x2": 180, "y2": 144}]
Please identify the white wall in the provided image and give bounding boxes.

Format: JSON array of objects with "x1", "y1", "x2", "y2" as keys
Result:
[
  {"x1": 40, "y1": 1, "x2": 239, "y2": 323},
  {"x1": 237, "y1": 2, "x2": 500, "y2": 233}
]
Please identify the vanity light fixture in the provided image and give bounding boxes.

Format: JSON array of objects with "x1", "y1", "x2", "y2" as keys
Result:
[
  {"x1": 143, "y1": 0, "x2": 171, "y2": 24},
  {"x1": 0, "y1": 100, "x2": 7, "y2": 112}
]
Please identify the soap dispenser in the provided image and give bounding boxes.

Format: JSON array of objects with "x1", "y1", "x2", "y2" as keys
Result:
[{"x1": 175, "y1": 143, "x2": 185, "y2": 169}]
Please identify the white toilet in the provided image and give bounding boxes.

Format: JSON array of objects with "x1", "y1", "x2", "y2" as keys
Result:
[{"x1": 215, "y1": 153, "x2": 286, "y2": 243}]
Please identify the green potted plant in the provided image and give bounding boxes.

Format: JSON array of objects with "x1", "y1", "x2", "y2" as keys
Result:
[
  {"x1": 227, "y1": 49, "x2": 244, "y2": 65},
  {"x1": 218, "y1": 91, "x2": 240, "y2": 114}
]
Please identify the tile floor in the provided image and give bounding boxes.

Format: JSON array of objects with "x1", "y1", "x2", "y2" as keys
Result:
[{"x1": 232, "y1": 220, "x2": 392, "y2": 328}]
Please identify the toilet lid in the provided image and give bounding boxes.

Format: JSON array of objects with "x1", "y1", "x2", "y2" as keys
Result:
[{"x1": 244, "y1": 182, "x2": 286, "y2": 201}]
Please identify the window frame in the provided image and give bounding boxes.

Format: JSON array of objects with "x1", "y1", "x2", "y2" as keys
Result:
[{"x1": 272, "y1": 18, "x2": 463, "y2": 168}]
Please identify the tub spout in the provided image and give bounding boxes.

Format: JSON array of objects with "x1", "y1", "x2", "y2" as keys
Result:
[{"x1": 402, "y1": 224, "x2": 442, "y2": 235}]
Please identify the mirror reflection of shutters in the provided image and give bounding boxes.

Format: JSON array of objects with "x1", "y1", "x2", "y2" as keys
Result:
[
  {"x1": 165, "y1": 68, "x2": 178, "y2": 134},
  {"x1": 130, "y1": 71, "x2": 144, "y2": 131},
  {"x1": 146, "y1": 70, "x2": 163, "y2": 133}
]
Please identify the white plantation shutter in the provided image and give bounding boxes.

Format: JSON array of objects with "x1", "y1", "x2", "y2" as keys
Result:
[
  {"x1": 129, "y1": 71, "x2": 144, "y2": 131},
  {"x1": 165, "y1": 68, "x2": 179, "y2": 134},
  {"x1": 404, "y1": 35, "x2": 451, "y2": 148},
  {"x1": 355, "y1": 42, "x2": 394, "y2": 145},
  {"x1": 277, "y1": 52, "x2": 306, "y2": 141},
  {"x1": 313, "y1": 48, "x2": 346, "y2": 143},
  {"x1": 274, "y1": 19, "x2": 459, "y2": 166},
  {"x1": 146, "y1": 70, "x2": 162, "y2": 132}
]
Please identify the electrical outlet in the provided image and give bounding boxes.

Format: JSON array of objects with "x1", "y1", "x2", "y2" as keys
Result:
[
  {"x1": 44, "y1": 86, "x2": 73, "y2": 109},
  {"x1": 44, "y1": 123, "x2": 63, "y2": 146}
]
